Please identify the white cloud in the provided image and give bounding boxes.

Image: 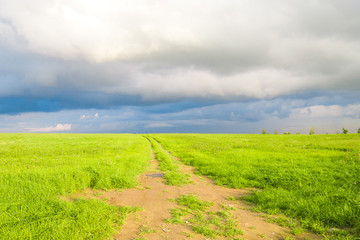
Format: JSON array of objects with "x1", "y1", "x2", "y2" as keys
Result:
[
  {"x1": 122, "y1": 68, "x2": 320, "y2": 100},
  {"x1": 79, "y1": 113, "x2": 99, "y2": 120},
  {"x1": 290, "y1": 104, "x2": 360, "y2": 119},
  {"x1": 27, "y1": 123, "x2": 72, "y2": 132}
]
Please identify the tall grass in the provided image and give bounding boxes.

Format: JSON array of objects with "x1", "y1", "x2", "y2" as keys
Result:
[
  {"x1": 151, "y1": 134, "x2": 360, "y2": 238},
  {"x1": 0, "y1": 134, "x2": 150, "y2": 239}
]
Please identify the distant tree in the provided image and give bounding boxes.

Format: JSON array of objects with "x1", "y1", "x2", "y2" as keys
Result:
[
  {"x1": 342, "y1": 128, "x2": 348, "y2": 134},
  {"x1": 358, "y1": 128, "x2": 360, "y2": 134},
  {"x1": 309, "y1": 127, "x2": 315, "y2": 135},
  {"x1": 262, "y1": 129, "x2": 268, "y2": 134},
  {"x1": 274, "y1": 130, "x2": 278, "y2": 135}
]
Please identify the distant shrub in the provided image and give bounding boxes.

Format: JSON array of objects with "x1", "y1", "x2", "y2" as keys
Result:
[
  {"x1": 342, "y1": 128, "x2": 348, "y2": 134},
  {"x1": 262, "y1": 129, "x2": 268, "y2": 134},
  {"x1": 309, "y1": 127, "x2": 315, "y2": 135},
  {"x1": 274, "y1": 130, "x2": 278, "y2": 135},
  {"x1": 358, "y1": 128, "x2": 360, "y2": 134}
]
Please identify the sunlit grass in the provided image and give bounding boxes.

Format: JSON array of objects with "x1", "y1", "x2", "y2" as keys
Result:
[
  {"x1": 151, "y1": 134, "x2": 360, "y2": 239},
  {"x1": 0, "y1": 133, "x2": 150, "y2": 239}
]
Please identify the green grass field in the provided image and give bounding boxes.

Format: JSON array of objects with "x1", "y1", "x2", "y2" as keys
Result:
[
  {"x1": 1, "y1": 133, "x2": 359, "y2": 239},
  {"x1": 151, "y1": 134, "x2": 360, "y2": 239},
  {"x1": 0, "y1": 134, "x2": 150, "y2": 239}
]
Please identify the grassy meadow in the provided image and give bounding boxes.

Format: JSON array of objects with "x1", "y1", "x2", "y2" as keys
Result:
[
  {"x1": 0, "y1": 134, "x2": 150, "y2": 239},
  {"x1": 1, "y1": 133, "x2": 359, "y2": 239},
  {"x1": 151, "y1": 134, "x2": 360, "y2": 238}
]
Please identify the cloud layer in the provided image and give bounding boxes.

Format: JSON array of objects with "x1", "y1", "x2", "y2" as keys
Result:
[
  {"x1": 1, "y1": 1, "x2": 360, "y2": 103},
  {"x1": 0, "y1": 1, "x2": 359, "y2": 132}
]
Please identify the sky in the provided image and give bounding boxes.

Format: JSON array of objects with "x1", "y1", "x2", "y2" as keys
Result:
[{"x1": 0, "y1": 0, "x2": 359, "y2": 133}]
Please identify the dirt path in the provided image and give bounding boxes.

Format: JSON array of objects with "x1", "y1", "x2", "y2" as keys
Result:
[{"x1": 69, "y1": 141, "x2": 322, "y2": 240}]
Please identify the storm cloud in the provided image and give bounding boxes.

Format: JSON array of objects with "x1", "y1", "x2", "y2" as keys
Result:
[{"x1": 0, "y1": 0, "x2": 359, "y2": 132}]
